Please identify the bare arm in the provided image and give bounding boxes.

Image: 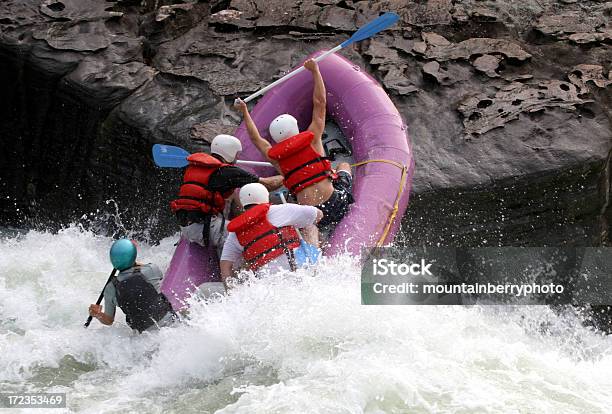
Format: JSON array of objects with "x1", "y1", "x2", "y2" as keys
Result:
[
  {"x1": 259, "y1": 175, "x2": 284, "y2": 191},
  {"x1": 314, "y1": 208, "x2": 323, "y2": 224},
  {"x1": 305, "y1": 59, "x2": 326, "y2": 155},
  {"x1": 88, "y1": 304, "x2": 114, "y2": 325},
  {"x1": 234, "y1": 99, "x2": 280, "y2": 170},
  {"x1": 220, "y1": 260, "x2": 235, "y2": 290},
  {"x1": 300, "y1": 208, "x2": 324, "y2": 247}
]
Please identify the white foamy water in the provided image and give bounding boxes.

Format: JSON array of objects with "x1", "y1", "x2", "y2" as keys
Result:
[{"x1": 1, "y1": 227, "x2": 611, "y2": 413}]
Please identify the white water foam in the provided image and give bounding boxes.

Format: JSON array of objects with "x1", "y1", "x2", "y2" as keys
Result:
[{"x1": 1, "y1": 227, "x2": 611, "y2": 413}]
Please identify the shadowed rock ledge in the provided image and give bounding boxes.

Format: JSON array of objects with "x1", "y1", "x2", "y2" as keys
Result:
[{"x1": 0, "y1": 0, "x2": 610, "y2": 246}]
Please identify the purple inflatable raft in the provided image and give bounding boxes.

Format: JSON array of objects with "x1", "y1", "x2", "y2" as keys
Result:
[{"x1": 161, "y1": 51, "x2": 414, "y2": 310}]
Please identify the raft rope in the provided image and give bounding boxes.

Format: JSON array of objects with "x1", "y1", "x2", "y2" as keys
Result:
[{"x1": 350, "y1": 159, "x2": 409, "y2": 247}]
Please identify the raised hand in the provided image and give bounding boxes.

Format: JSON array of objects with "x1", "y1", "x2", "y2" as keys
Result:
[
  {"x1": 233, "y1": 97, "x2": 247, "y2": 113},
  {"x1": 303, "y1": 58, "x2": 319, "y2": 72}
]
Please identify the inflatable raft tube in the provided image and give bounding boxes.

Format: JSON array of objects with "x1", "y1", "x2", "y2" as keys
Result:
[{"x1": 161, "y1": 51, "x2": 414, "y2": 310}]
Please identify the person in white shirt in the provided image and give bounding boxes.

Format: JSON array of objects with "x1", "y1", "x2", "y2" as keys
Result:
[{"x1": 220, "y1": 183, "x2": 323, "y2": 286}]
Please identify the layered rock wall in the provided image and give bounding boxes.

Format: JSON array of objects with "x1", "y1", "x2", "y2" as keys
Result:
[{"x1": 0, "y1": 0, "x2": 610, "y2": 245}]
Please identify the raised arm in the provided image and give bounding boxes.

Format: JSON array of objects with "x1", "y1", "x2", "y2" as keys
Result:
[
  {"x1": 305, "y1": 59, "x2": 326, "y2": 155},
  {"x1": 234, "y1": 99, "x2": 278, "y2": 167}
]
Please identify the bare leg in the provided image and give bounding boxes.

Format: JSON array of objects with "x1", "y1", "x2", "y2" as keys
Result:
[{"x1": 301, "y1": 224, "x2": 320, "y2": 247}]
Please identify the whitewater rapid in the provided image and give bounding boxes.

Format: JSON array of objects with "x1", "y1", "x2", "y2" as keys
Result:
[{"x1": 1, "y1": 227, "x2": 611, "y2": 413}]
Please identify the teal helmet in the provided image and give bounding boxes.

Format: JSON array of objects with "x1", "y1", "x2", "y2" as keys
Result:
[{"x1": 109, "y1": 239, "x2": 137, "y2": 271}]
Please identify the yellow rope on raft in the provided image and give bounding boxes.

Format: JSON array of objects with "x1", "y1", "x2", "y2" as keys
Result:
[{"x1": 350, "y1": 159, "x2": 408, "y2": 247}]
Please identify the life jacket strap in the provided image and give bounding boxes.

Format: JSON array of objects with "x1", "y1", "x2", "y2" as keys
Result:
[
  {"x1": 288, "y1": 170, "x2": 333, "y2": 194},
  {"x1": 244, "y1": 227, "x2": 299, "y2": 271},
  {"x1": 201, "y1": 214, "x2": 212, "y2": 247},
  {"x1": 242, "y1": 228, "x2": 279, "y2": 251},
  {"x1": 283, "y1": 156, "x2": 331, "y2": 182},
  {"x1": 285, "y1": 245, "x2": 297, "y2": 272}
]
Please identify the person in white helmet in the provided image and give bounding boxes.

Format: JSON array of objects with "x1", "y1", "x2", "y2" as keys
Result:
[
  {"x1": 234, "y1": 59, "x2": 353, "y2": 233},
  {"x1": 220, "y1": 183, "x2": 323, "y2": 285},
  {"x1": 170, "y1": 134, "x2": 284, "y2": 257}
]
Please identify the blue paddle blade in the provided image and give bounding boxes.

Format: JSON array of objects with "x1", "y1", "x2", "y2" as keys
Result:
[
  {"x1": 341, "y1": 12, "x2": 400, "y2": 48},
  {"x1": 152, "y1": 144, "x2": 190, "y2": 168},
  {"x1": 294, "y1": 240, "x2": 321, "y2": 268}
]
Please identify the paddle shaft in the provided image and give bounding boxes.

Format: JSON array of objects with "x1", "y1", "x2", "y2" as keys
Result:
[
  {"x1": 242, "y1": 45, "x2": 342, "y2": 104},
  {"x1": 84, "y1": 269, "x2": 117, "y2": 328},
  {"x1": 236, "y1": 159, "x2": 273, "y2": 167}
]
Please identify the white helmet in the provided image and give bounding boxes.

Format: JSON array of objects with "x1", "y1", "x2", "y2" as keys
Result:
[
  {"x1": 239, "y1": 183, "x2": 269, "y2": 207},
  {"x1": 269, "y1": 114, "x2": 299, "y2": 142},
  {"x1": 211, "y1": 134, "x2": 242, "y2": 162}
]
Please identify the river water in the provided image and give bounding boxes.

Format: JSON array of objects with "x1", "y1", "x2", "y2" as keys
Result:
[{"x1": 1, "y1": 227, "x2": 611, "y2": 413}]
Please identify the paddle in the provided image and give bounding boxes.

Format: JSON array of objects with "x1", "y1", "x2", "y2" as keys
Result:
[
  {"x1": 278, "y1": 192, "x2": 321, "y2": 267},
  {"x1": 84, "y1": 269, "x2": 117, "y2": 328},
  {"x1": 240, "y1": 12, "x2": 400, "y2": 103},
  {"x1": 152, "y1": 144, "x2": 273, "y2": 168}
]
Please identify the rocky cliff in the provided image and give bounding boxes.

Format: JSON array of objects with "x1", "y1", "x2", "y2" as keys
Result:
[{"x1": 0, "y1": 0, "x2": 610, "y2": 245}]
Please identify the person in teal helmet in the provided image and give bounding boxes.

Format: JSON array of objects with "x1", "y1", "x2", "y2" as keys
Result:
[{"x1": 88, "y1": 239, "x2": 176, "y2": 333}]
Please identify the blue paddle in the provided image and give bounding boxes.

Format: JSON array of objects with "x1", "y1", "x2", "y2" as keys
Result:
[
  {"x1": 340, "y1": 12, "x2": 401, "y2": 47},
  {"x1": 241, "y1": 12, "x2": 400, "y2": 103},
  {"x1": 278, "y1": 192, "x2": 321, "y2": 267},
  {"x1": 152, "y1": 144, "x2": 273, "y2": 168},
  {"x1": 153, "y1": 144, "x2": 190, "y2": 168}
]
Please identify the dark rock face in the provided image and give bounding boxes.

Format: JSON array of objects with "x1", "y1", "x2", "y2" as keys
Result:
[{"x1": 0, "y1": 0, "x2": 610, "y2": 248}]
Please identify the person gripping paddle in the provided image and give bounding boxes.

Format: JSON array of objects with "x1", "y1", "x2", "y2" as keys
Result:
[{"x1": 234, "y1": 59, "x2": 353, "y2": 231}]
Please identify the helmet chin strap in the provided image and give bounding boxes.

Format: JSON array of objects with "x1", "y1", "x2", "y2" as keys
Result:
[{"x1": 211, "y1": 153, "x2": 229, "y2": 163}]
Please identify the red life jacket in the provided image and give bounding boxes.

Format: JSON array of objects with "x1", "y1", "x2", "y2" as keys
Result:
[
  {"x1": 227, "y1": 203, "x2": 301, "y2": 271},
  {"x1": 267, "y1": 131, "x2": 333, "y2": 194},
  {"x1": 170, "y1": 153, "x2": 233, "y2": 215}
]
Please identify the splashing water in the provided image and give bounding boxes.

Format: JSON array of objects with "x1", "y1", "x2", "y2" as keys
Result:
[{"x1": 1, "y1": 227, "x2": 611, "y2": 413}]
